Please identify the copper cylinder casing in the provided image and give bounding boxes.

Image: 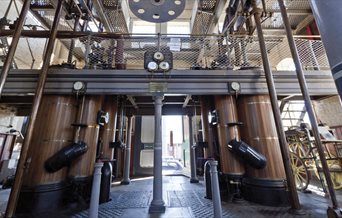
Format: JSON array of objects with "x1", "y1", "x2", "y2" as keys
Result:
[
  {"x1": 200, "y1": 96, "x2": 214, "y2": 158},
  {"x1": 215, "y1": 95, "x2": 245, "y2": 176},
  {"x1": 99, "y1": 96, "x2": 118, "y2": 159},
  {"x1": 237, "y1": 95, "x2": 286, "y2": 180},
  {"x1": 23, "y1": 95, "x2": 77, "y2": 187},
  {"x1": 68, "y1": 96, "x2": 103, "y2": 178}
]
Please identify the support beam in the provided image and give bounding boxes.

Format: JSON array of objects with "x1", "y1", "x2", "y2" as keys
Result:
[
  {"x1": 121, "y1": 115, "x2": 133, "y2": 185},
  {"x1": 149, "y1": 94, "x2": 165, "y2": 213},
  {"x1": 127, "y1": 96, "x2": 138, "y2": 109},
  {"x1": 252, "y1": 1, "x2": 302, "y2": 213},
  {"x1": 182, "y1": 95, "x2": 192, "y2": 108},
  {"x1": 5, "y1": 0, "x2": 64, "y2": 217},
  {"x1": 189, "y1": 115, "x2": 199, "y2": 183},
  {"x1": 279, "y1": 0, "x2": 341, "y2": 214},
  {"x1": 0, "y1": 0, "x2": 32, "y2": 96}
]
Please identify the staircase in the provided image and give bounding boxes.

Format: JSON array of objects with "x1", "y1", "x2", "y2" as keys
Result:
[{"x1": 281, "y1": 100, "x2": 307, "y2": 130}]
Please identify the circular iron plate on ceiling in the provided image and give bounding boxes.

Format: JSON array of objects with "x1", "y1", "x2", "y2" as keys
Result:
[{"x1": 129, "y1": 0, "x2": 186, "y2": 23}]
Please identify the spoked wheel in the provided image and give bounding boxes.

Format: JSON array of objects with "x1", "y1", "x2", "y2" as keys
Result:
[{"x1": 290, "y1": 152, "x2": 310, "y2": 191}]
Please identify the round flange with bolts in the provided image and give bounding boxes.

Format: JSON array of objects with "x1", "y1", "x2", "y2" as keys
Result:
[{"x1": 129, "y1": 0, "x2": 186, "y2": 23}]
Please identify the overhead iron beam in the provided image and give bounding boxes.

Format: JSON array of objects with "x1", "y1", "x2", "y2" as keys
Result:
[{"x1": 2, "y1": 69, "x2": 337, "y2": 96}]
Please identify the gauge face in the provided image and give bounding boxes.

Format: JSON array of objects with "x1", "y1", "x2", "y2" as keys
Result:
[
  {"x1": 147, "y1": 61, "x2": 158, "y2": 71},
  {"x1": 231, "y1": 82, "x2": 241, "y2": 91},
  {"x1": 73, "y1": 81, "x2": 85, "y2": 91}
]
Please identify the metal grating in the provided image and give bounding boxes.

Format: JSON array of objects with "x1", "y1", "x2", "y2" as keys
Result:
[
  {"x1": 191, "y1": 12, "x2": 214, "y2": 35},
  {"x1": 198, "y1": 0, "x2": 217, "y2": 12},
  {"x1": 264, "y1": 0, "x2": 311, "y2": 11},
  {"x1": 9, "y1": 34, "x2": 330, "y2": 72},
  {"x1": 105, "y1": 10, "x2": 129, "y2": 33},
  {"x1": 31, "y1": 0, "x2": 53, "y2": 7}
]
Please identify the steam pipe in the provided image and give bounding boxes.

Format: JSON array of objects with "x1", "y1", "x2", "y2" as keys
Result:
[
  {"x1": 0, "y1": 0, "x2": 33, "y2": 97},
  {"x1": 252, "y1": 1, "x2": 302, "y2": 212},
  {"x1": 5, "y1": 1, "x2": 64, "y2": 216},
  {"x1": 67, "y1": 16, "x2": 80, "y2": 64},
  {"x1": 278, "y1": 0, "x2": 340, "y2": 211}
]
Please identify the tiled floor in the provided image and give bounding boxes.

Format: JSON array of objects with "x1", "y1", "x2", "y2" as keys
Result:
[
  {"x1": 0, "y1": 175, "x2": 341, "y2": 217},
  {"x1": 70, "y1": 176, "x2": 340, "y2": 218}
]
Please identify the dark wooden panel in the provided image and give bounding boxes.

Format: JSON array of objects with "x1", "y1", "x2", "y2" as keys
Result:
[
  {"x1": 215, "y1": 95, "x2": 245, "y2": 175},
  {"x1": 200, "y1": 96, "x2": 214, "y2": 158}
]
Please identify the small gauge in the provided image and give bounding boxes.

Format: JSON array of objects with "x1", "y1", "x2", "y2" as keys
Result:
[
  {"x1": 153, "y1": 51, "x2": 164, "y2": 61},
  {"x1": 230, "y1": 82, "x2": 241, "y2": 92},
  {"x1": 159, "y1": 61, "x2": 170, "y2": 71},
  {"x1": 147, "y1": 61, "x2": 158, "y2": 71},
  {"x1": 73, "y1": 81, "x2": 85, "y2": 92}
]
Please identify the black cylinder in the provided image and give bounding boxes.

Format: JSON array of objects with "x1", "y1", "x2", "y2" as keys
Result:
[
  {"x1": 45, "y1": 141, "x2": 88, "y2": 173},
  {"x1": 99, "y1": 161, "x2": 112, "y2": 204},
  {"x1": 204, "y1": 160, "x2": 212, "y2": 199},
  {"x1": 229, "y1": 139, "x2": 267, "y2": 169}
]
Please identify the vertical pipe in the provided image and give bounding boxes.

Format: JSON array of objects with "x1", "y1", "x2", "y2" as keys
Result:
[
  {"x1": 200, "y1": 96, "x2": 213, "y2": 158},
  {"x1": 115, "y1": 37, "x2": 125, "y2": 69},
  {"x1": 309, "y1": 1, "x2": 342, "y2": 100},
  {"x1": 278, "y1": 0, "x2": 340, "y2": 210},
  {"x1": 252, "y1": 1, "x2": 301, "y2": 211},
  {"x1": 67, "y1": 16, "x2": 80, "y2": 64},
  {"x1": 189, "y1": 115, "x2": 199, "y2": 183},
  {"x1": 5, "y1": 1, "x2": 64, "y2": 217},
  {"x1": 209, "y1": 160, "x2": 222, "y2": 218},
  {"x1": 89, "y1": 162, "x2": 103, "y2": 218},
  {"x1": 121, "y1": 115, "x2": 133, "y2": 185},
  {"x1": 0, "y1": 0, "x2": 32, "y2": 96},
  {"x1": 149, "y1": 95, "x2": 165, "y2": 213}
]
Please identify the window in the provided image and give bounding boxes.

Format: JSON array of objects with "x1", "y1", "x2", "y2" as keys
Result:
[{"x1": 167, "y1": 22, "x2": 190, "y2": 35}]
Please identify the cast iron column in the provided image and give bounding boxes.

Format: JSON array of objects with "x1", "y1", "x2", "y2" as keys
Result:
[
  {"x1": 0, "y1": 0, "x2": 32, "y2": 96},
  {"x1": 189, "y1": 115, "x2": 199, "y2": 183},
  {"x1": 309, "y1": 1, "x2": 342, "y2": 100},
  {"x1": 252, "y1": 1, "x2": 302, "y2": 213},
  {"x1": 5, "y1": 1, "x2": 64, "y2": 217},
  {"x1": 278, "y1": 0, "x2": 341, "y2": 214},
  {"x1": 149, "y1": 94, "x2": 165, "y2": 213},
  {"x1": 89, "y1": 162, "x2": 103, "y2": 218},
  {"x1": 209, "y1": 160, "x2": 223, "y2": 218},
  {"x1": 121, "y1": 115, "x2": 133, "y2": 185}
]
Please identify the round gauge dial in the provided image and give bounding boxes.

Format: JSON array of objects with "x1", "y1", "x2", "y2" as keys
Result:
[
  {"x1": 231, "y1": 82, "x2": 241, "y2": 91},
  {"x1": 73, "y1": 81, "x2": 85, "y2": 91}
]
